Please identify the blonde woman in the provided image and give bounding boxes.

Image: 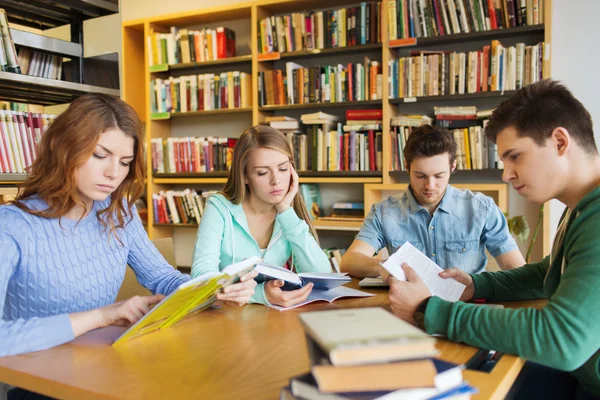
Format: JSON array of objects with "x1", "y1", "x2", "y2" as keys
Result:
[{"x1": 191, "y1": 125, "x2": 332, "y2": 308}]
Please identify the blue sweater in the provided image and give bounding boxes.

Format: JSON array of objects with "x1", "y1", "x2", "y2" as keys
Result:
[{"x1": 0, "y1": 196, "x2": 189, "y2": 357}]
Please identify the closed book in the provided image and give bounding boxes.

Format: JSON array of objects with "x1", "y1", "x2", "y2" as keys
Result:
[
  {"x1": 299, "y1": 307, "x2": 438, "y2": 366},
  {"x1": 312, "y1": 358, "x2": 463, "y2": 393}
]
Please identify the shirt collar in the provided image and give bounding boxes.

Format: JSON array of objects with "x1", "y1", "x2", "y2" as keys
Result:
[{"x1": 405, "y1": 185, "x2": 454, "y2": 215}]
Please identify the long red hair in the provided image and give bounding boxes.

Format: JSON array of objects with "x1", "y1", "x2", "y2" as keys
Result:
[{"x1": 13, "y1": 93, "x2": 145, "y2": 238}]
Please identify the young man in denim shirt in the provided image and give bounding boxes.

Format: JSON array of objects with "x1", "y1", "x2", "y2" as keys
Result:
[{"x1": 340, "y1": 124, "x2": 525, "y2": 278}]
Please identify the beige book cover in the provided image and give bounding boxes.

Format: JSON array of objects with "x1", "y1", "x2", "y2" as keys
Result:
[{"x1": 299, "y1": 307, "x2": 437, "y2": 366}]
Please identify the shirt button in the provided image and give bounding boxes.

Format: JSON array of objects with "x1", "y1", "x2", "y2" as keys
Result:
[
  {"x1": 432, "y1": 253, "x2": 436, "y2": 257},
  {"x1": 462, "y1": 248, "x2": 466, "y2": 252},
  {"x1": 430, "y1": 226, "x2": 434, "y2": 230}
]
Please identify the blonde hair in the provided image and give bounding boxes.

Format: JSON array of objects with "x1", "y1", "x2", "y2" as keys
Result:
[{"x1": 222, "y1": 125, "x2": 319, "y2": 243}]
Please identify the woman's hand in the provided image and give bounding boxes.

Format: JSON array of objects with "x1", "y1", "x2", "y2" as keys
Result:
[
  {"x1": 264, "y1": 280, "x2": 314, "y2": 308},
  {"x1": 99, "y1": 294, "x2": 165, "y2": 328},
  {"x1": 275, "y1": 166, "x2": 299, "y2": 214},
  {"x1": 215, "y1": 269, "x2": 259, "y2": 307},
  {"x1": 439, "y1": 268, "x2": 475, "y2": 302}
]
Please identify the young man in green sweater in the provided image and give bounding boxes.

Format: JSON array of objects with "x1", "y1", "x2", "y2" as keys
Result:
[{"x1": 388, "y1": 79, "x2": 600, "y2": 399}]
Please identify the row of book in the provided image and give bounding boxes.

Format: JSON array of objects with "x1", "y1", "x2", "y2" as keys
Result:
[
  {"x1": 0, "y1": 9, "x2": 20, "y2": 73},
  {"x1": 147, "y1": 26, "x2": 236, "y2": 67},
  {"x1": 16, "y1": 48, "x2": 63, "y2": 80},
  {"x1": 281, "y1": 307, "x2": 475, "y2": 399},
  {"x1": 258, "y1": 59, "x2": 382, "y2": 107},
  {"x1": 150, "y1": 72, "x2": 252, "y2": 114},
  {"x1": 150, "y1": 137, "x2": 237, "y2": 174},
  {"x1": 0, "y1": 111, "x2": 55, "y2": 174},
  {"x1": 152, "y1": 189, "x2": 218, "y2": 225},
  {"x1": 389, "y1": 107, "x2": 503, "y2": 171},
  {"x1": 258, "y1": 2, "x2": 383, "y2": 54},
  {"x1": 388, "y1": 40, "x2": 545, "y2": 98},
  {"x1": 389, "y1": 0, "x2": 545, "y2": 40}
]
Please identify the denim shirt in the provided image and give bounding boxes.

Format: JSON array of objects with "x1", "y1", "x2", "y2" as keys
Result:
[{"x1": 356, "y1": 185, "x2": 518, "y2": 274}]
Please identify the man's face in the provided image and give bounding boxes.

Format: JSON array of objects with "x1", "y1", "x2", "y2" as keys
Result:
[
  {"x1": 408, "y1": 153, "x2": 455, "y2": 210},
  {"x1": 497, "y1": 126, "x2": 565, "y2": 204}
]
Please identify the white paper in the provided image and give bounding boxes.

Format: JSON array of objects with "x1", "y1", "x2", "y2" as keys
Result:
[
  {"x1": 266, "y1": 286, "x2": 374, "y2": 311},
  {"x1": 382, "y1": 242, "x2": 465, "y2": 302}
]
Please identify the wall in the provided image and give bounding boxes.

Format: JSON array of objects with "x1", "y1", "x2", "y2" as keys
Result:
[
  {"x1": 122, "y1": 0, "x2": 247, "y2": 22},
  {"x1": 546, "y1": 0, "x2": 600, "y2": 244}
]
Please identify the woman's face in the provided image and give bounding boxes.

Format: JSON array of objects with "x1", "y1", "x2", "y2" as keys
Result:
[
  {"x1": 244, "y1": 147, "x2": 291, "y2": 205},
  {"x1": 74, "y1": 128, "x2": 135, "y2": 208}
]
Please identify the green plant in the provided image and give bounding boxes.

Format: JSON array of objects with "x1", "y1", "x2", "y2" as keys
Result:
[{"x1": 505, "y1": 204, "x2": 544, "y2": 263}]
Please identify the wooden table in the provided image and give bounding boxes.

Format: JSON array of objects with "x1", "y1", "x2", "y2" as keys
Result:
[{"x1": 0, "y1": 284, "x2": 546, "y2": 400}]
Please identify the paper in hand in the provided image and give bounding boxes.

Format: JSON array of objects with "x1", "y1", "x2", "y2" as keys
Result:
[{"x1": 381, "y1": 242, "x2": 466, "y2": 302}]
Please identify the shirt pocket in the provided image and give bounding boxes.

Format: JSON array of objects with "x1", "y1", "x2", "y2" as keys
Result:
[
  {"x1": 444, "y1": 239, "x2": 479, "y2": 272},
  {"x1": 390, "y1": 239, "x2": 425, "y2": 255}
]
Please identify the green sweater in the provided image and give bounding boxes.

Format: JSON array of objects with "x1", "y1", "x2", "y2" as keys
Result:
[{"x1": 425, "y1": 187, "x2": 600, "y2": 395}]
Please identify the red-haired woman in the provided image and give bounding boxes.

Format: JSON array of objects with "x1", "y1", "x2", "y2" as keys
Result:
[{"x1": 0, "y1": 94, "x2": 258, "y2": 360}]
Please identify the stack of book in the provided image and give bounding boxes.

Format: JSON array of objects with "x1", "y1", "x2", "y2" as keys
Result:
[
  {"x1": 388, "y1": 0, "x2": 545, "y2": 41},
  {"x1": 150, "y1": 71, "x2": 251, "y2": 114},
  {"x1": 16, "y1": 48, "x2": 62, "y2": 80},
  {"x1": 0, "y1": 10, "x2": 20, "y2": 73},
  {"x1": 281, "y1": 307, "x2": 476, "y2": 399},
  {"x1": 258, "y1": 59, "x2": 382, "y2": 106},
  {"x1": 152, "y1": 189, "x2": 216, "y2": 225},
  {"x1": 257, "y1": 3, "x2": 382, "y2": 54},
  {"x1": 389, "y1": 114, "x2": 432, "y2": 172},
  {"x1": 150, "y1": 136, "x2": 237, "y2": 174},
  {"x1": 434, "y1": 106, "x2": 500, "y2": 170},
  {"x1": 388, "y1": 40, "x2": 545, "y2": 99},
  {"x1": 147, "y1": 26, "x2": 235, "y2": 66},
  {"x1": 0, "y1": 111, "x2": 56, "y2": 174}
]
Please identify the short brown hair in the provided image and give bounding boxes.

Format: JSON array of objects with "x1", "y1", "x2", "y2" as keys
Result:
[
  {"x1": 485, "y1": 79, "x2": 597, "y2": 154},
  {"x1": 404, "y1": 124, "x2": 458, "y2": 168}
]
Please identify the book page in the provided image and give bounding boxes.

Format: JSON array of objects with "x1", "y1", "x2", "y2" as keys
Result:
[
  {"x1": 266, "y1": 286, "x2": 374, "y2": 311},
  {"x1": 382, "y1": 242, "x2": 465, "y2": 302}
]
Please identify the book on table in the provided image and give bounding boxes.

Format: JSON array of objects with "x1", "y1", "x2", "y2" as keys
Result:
[
  {"x1": 254, "y1": 262, "x2": 351, "y2": 291},
  {"x1": 299, "y1": 307, "x2": 438, "y2": 366},
  {"x1": 285, "y1": 373, "x2": 476, "y2": 400},
  {"x1": 112, "y1": 256, "x2": 262, "y2": 345}
]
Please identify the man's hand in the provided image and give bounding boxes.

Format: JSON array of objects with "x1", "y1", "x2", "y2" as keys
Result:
[
  {"x1": 439, "y1": 268, "x2": 475, "y2": 302},
  {"x1": 388, "y1": 263, "x2": 431, "y2": 324}
]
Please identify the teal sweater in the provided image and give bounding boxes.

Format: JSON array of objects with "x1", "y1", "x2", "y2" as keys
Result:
[
  {"x1": 191, "y1": 194, "x2": 332, "y2": 304},
  {"x1": 425, "y1": 187, "x2": 600, "y2": 395}
]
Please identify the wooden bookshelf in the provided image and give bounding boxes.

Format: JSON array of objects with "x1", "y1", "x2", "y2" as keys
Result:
[
  {"x1": 150, "y1": 55, "x2": 253, "y2": 73},
  {"x1": 389, "y1": 91, "x2": 518, "y2": 105},
  {"x1": 122, "y1": 0, "x2": 553, "y2": 256}
]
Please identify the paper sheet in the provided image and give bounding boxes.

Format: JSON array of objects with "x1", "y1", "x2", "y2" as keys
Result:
[{"x1": 382, "y1": 242, "x2": 466, "y2": 302}]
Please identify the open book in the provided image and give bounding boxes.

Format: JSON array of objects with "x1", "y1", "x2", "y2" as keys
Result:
[
  {"x1": 381, "y1": 242, "x2": 465, "y2": 302},
  {"x1": 113, "y1": 256, "x2": 262, "y2": 345},
  {"x1": 266, "y1": 286, "x2": 374, "y2": 311},
  {"x1": 254, "y1": 263, "x2": 351, "y2": 291}
]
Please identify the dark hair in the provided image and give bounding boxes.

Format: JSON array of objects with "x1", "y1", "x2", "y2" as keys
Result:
[
  {"x1": 485, "y1": 79, "x2": 596, "y2": 154},
  {"x1": 403, "y1": 124, "x2": 458, "y2": 168},
  {"x1": 14, "y1": 93, "x2": 145, "y2": 238}
]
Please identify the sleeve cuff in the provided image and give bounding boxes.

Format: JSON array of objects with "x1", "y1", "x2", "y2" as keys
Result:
[
  {"x1": 423, "y1": 296, "x2": 453, "y2": 336},
  {"x1": 276, "y1": 207, "x2": 305, "y2": 233},
  {"x1": 488, "y1": 241, "x2": 519, "y2": 257},
  {"x1": 472, "y1": 272, "x2": 495, "y2": 299},
  {"x1": 249, "y1": 282, "x2": 270, "y2": 305}
]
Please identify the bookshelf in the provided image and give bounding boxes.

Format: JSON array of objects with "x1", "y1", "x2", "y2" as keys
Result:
[
  {"x1": 0, "y1": 1, "x2": 121, "y2": 189},
  {"x1": 122, "y1": 0, "x2": 553, "y2": 264}
]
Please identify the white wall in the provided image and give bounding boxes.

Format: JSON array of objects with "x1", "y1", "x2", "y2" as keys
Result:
[{"x1": 546, "y1": 0, "x2": 600, "y2": 242}]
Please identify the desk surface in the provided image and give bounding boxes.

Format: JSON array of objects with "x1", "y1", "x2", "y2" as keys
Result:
[{"x1": 0, "y1": 284, "x2": 546, "y2": 400}]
